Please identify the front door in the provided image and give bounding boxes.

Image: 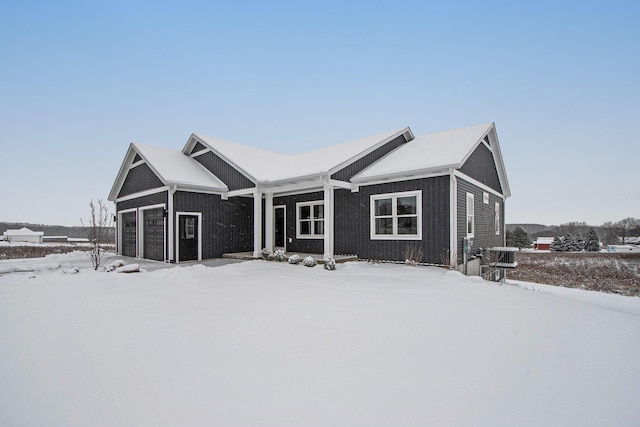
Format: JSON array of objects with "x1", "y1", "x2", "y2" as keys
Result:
[
  {"x1": 178, "y1": 214, "x2": 199, "y2": 262},
  {"x1": 274, "y1": 206, "x2": 286, "y2": 249}
]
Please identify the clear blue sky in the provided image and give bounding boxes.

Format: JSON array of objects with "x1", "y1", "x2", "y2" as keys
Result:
[{"x1": 1, "y1": 0, "x2": 638, "y2": 226}]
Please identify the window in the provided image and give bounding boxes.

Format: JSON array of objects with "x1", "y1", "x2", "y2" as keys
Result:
[
  {"x1": 370, "y1": 190, "x2": 422, "y2": 240},
  {"x1": 483, "y1": 192, "x2": 489, "y2": 204},
  {"x1": 185, "y1": 217, "x2": 195, "y2": 239},
  {"x1": 495, "y1": 202, "x2": 500, "y2": 235},
  {"x1": 297, "y1": 201, "x2": 324, "y2": 238},
  {"x1": 466, "y1": 193, "x2": 474, "y2": 237}
]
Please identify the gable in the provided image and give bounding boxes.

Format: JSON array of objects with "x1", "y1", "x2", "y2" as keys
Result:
[
  {"x1": 459, "y1": 143, "x2": 502, "y2": 193},
  {"x1": 118, "y1": 163, "x2": 165, "y2": 198},
  {"x1": 331, "y1": 134, "x2": 408, "y2": 181},
  {"x1": 189, "y1": 141, "x2": 207, "y2": 155},
  {"x1": 192, "y1": 151, "x2": 255, "y2": 191}
]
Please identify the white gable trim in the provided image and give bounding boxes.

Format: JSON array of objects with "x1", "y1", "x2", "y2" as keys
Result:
[
  {"x1": 183, "y1": 134, "x2": 258, "y2": 184},
  {"x1": 326, "y1": 127, "x2": 413, "y2": 176},
  {"x1": 114, "y1": 186, "x2": 170, "y2": 203},
  {"x1": 453, "y1": 170, "x2": 505, "y2": 200}
]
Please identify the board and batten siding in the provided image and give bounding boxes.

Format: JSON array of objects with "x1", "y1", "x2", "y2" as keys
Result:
[
  {"x1": 118, "y1": 163, "x2": 164, "y2": 198},
  {"x1": 331, "y1": 134, "x2": 407, "y2": 181},
  {"x1": 173, "y1": 191, "x2": 254, "y2": 259},
  {"x1": 117, "y1": 191, "x2": 169, "y2": 260},
  {"x1": 459, "y1": 143, "x2": 502, "y2": 194},
  {"x1": 272, "y1": 191, "x2": 325, "y2": 254},
  {"x1": 334, "y1": 176, "x2": 450, "y2": 264},
  {"x1": 193, "y1": 151, "x2": 254, "y2": 191},
  {"x1": 456, "y1": 178, "x2": 505, "y2": 263}
]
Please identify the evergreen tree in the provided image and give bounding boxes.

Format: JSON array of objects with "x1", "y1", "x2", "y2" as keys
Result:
[
  {"x1": 573, "y1": 233, "x2": 585, "y2": 251},
  {"x1": 506, "y1": 229, "x2": 515, "y2": 247},
  {"x1": 550, "y1": 236, "x2": 563, "y2": 252},
  {"x1": 512, "y1": 227, "x2": 532, "y2": 249},
  {"x1": 562, "y1": 234, "x2": 575, "y2": 252},
  {"x1": 585, "y1": 228, "x2": 601, "y2": 252}
]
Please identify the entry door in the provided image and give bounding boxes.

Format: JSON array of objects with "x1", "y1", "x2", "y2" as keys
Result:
[
  {"x1": 179, "y1": 214, "x2": 199, "y2": 262},
  {"x1": 143, "y1": 208, "x2": 165, "y2": 261},
  {"x1": 274, "y1": 206, "x2": 286, "y2": 249}
]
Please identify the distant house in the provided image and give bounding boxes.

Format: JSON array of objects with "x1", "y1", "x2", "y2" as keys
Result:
[
  {"x1": 3, "y1": 227, "x2": 44, "y2": 243},
  {"x1": 534, "y1": 237, "x2": 554, "y2": 250},
  {"x1": 108, "y1": 123, "x2": 511, "y2": 270}
]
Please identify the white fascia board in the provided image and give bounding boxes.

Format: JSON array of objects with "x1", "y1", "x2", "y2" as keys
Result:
[
  {"x1": 351, "y1": 167, "x2": 455, "y2": 186},
  {"x1": 108, "y1": 144, "x2": 141, "y2": 201},
  {"x1": 172, "y1": 185, "x2": 227, "y2": 195},
  {"x1": 326, "y1": 127, "x2": 412, "y2": 176},
  {"x1": 114, "y1": 186, "x2": 170, "y2": 203},
  {"x1": 487, "y1": 124, "x2": 511, "y2": 198},
  {"x1": 458, "y1": 123, "x2": 493, "y2": 166},
  {"x1": 453, "y1": 170, "x2": 505, "y2": 199}
]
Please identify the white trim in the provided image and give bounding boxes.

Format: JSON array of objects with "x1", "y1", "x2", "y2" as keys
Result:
[
  {"x1": 175, "y1": 211, "x2": 202, "y2": 262},
  {"x1": 190, "y1": 148, "x2": 211, "y2": 158},
  {"x1": 450, "y1": 171, "x2": 457, "y2": 267},
  {"x1": 323, "y1": 185, "x2": 334, "y2": 259},
  {"x1": 466, "y1": 193, "x2": 475, "y2": 238},
  {"x1": 352, "y1": 170, "x2": 450, "y2": 187},
  {"x1": 117, "y1": 208, "x2": 137, "y2": 256},
  {"x1": 139, "y1": 203, "x2": 167, "y2": 262},
  {"x1": 326, "y1": 127, "x2": 412, "y2": 176},
  {"x1": 370, "y1": 190, "x2": 422, "y2": 240},
  {"x1": 495, "y1": 201, "x2": 500, "y2": 236},
  {"x1": 265, "y1": 193, "x2": 274, "y2": 252},
  {"x1": 168, "y1": 186, "x2": 177, "y2": 262},
  {"x1": 253, "y1": 191, "x2": 262, "y2": 257},
  {"x1": 453, "y1": 170, "x2": 505, "y2": 200},
  {"x1": 115, "y1": 186, "x2": 170, "y2": 203},
  {"x1": 296, "y1": 200, "x2": 325, "y2": 240}
]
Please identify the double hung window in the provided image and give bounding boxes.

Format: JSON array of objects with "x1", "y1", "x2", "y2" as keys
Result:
[
  {"x1": 466, "y1": 193, "x2": 475, "y2": 237},
  {"x1": 297, "y1": 201, "x2": 324, "y2": 238},
  {"x1": 370, "y1": 190, "x2": 422, "y2": 239}
]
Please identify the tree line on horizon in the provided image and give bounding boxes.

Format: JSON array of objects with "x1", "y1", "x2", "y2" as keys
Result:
[{"x1": 506, "y1": 217, "x2": 640, "y2": 250}]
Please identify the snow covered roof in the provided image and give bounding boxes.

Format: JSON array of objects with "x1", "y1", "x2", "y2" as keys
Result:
[
  {"x1": 3, "y1": 227, "x2": 44, "y2": 236},
  {"x1": 188, "y1": 128, "x2": 410, "y2": 183},
  {"x1": 132, "y1": 143, "x2": 228, "y2": 192},
  {"x1": 352, "y1": 123, "x2": 494, "y2": 182}
]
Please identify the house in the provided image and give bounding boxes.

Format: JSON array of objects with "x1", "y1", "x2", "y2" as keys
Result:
[
  {"x1": 533, "y1": 237, "x2": 554, "y2": 250},
  {"x1": 108, "y1": 123, "x2": 510, "y2": 270},
  {"x1": 2, "y1": 227, "x2": 44, "y2": 243}
]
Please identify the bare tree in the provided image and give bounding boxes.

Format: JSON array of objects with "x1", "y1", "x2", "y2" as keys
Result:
[
  {"x1": 81, "y1": 199, "x2": 114, "y2": 270},
  {"x1": 615, "y1": 217, "x2": 639, "y2": 244}
]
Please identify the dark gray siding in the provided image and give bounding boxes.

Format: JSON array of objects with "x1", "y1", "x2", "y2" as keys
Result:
[
  {"x1": 190, "y1": 141, "x2": 207, "y2": 154},
  {"x1": 331, "y1": 134, "x2": 407, "y2": 181},
  {"x1": 334, "y1": 177, "x2": 450, "y2": 264},
  {"x1": 117, "y1": 191, "x2": 169, "y2": 260},
  {"x1": 459, "y1": 144, "x2": 502, "y2": 193},
  {"x1": 174, "y1": 192, "x2": 253, "y2": 259},
  {"x1": 117, "y1": 191, "x2": 168, "y2": 211},
  {"x1": 456, "y1": 178, "x2": 505, "y2": 263},
  {"x1": 193, "y1": 151, "x2": 254, "y2": 191},
  {"x1": 118, "y1": 163, "x2": 164, "y2": 198},
  {"x1": 273, "y1": 191, "x2": 324, "y2": 254}
]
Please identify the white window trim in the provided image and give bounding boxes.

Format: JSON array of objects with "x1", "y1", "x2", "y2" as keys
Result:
[
  {"x1": 495, "y1": 202, "x2": 500, "y2": 235},
  {"x1": 296, "y1": 201, "x2": 325, "y2": 239},
  {"x1": 370, "y1": 190, "x2": 422, "y2": 240},
  {"x1": 466, "y1": 193, "x2": 475, "y2": 238}
]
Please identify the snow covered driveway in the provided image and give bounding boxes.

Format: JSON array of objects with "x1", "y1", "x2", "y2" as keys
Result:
[{"x1": 1, "y1": 257, "x2": 639, "y2": 426}]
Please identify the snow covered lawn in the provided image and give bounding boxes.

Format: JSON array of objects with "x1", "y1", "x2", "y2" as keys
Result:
[{"x1": 1, "y1": 255, "x2": 639, "y2": 426}]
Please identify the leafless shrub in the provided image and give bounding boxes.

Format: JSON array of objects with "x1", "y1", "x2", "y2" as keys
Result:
[
  {"x1": 81, "y1": 199, "x2": 114, "y2": 270},
  {"x1": 404, "y1": 245, "x2": 424, "y2": 266}
]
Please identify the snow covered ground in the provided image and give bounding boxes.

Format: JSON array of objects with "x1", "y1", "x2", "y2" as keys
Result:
[{"x1": 1, "y1": 253, "x2": 639, "y2": 426}]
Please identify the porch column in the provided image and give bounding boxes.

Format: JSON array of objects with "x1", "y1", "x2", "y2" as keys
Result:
[
  {"x1": 264, "y1": 192, "x2": 274, "y2": 253},
  {"x1": 253, "y1": 190, "x2": 262, "y2": 258},
  {"x1": 323, "y1": 184, "x2": 334, "y2": 259}
]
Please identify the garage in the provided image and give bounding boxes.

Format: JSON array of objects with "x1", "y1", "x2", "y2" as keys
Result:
[
  {"x1": 143, "y1": 208, "x2": 165, "y2": 261},
  {"x1": 121, "y1": 211, "x2": 137, "y2": 257}
]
